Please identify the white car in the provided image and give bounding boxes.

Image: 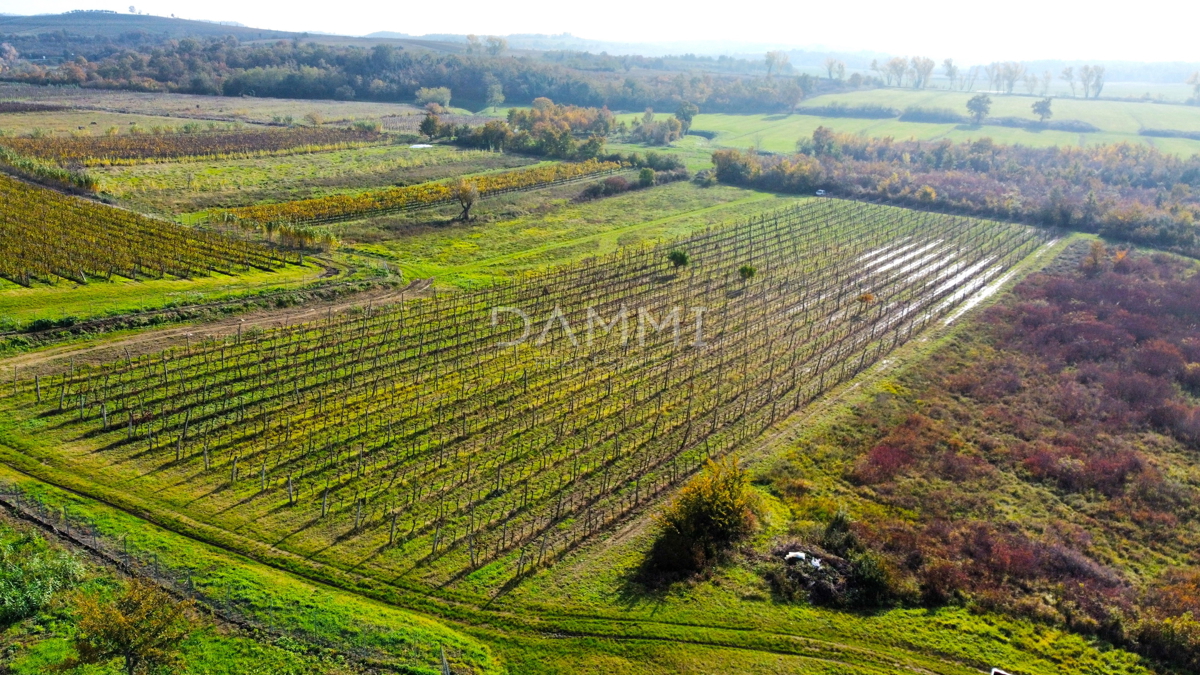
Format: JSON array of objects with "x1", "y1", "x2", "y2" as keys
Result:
[{"x1": 815, "y1": 189, "x2": 826, "y2": 196}]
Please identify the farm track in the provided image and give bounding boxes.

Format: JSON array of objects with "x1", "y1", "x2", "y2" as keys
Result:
[{"x1": 0, "y1": 201, "x2": 1048, "y2": 593}]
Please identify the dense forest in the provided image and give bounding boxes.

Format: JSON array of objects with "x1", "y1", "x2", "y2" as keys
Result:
[
  {"x1": 0, "y1": 35, "x2": 825, "y2": 112},
  {"x1": 712, "y1": 131, "x2": 1200, "y2": 256}
]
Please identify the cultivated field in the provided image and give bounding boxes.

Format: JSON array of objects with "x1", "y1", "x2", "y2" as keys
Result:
[{"x1": 0, "y1": 200, "x2": 1047, "y2": 595}]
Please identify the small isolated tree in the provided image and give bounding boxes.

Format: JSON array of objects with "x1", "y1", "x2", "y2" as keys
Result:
[
  {"x1": 738, "y1": 264, "x2": 757, "y2": 281},
  {"x1": 486, "y1": 83, "x2": 505, "y2": 111},
  {"x1": 1189, "y1": 71, "x2": 1200, "y2": 101},
  {"x1": 453, "y1": 179, "x2": 479, "y2": 221},
  {"x1": 304, "y1": 111, "x2": 324, "y2": 126},
  {"x1": 648, "y1": 456, "x2": 758, "y2": 574},
  {"x1": 416, "y1": 86, "x2": 451, "y2": 108},
  {"x1": 70, "y1": 578, "x2": 193, "y2": 675},
  {"x1": 675, "y1": 101, "x2": 699, "y2": 133},
  {"x1": 419, "y1": 113, "x2": 442, "y2": 139},
  {"x1": 1081, "y1": 240, "x2": 1107, "y2": 275},
  {"x1": 966, "y1": 94, "x2": 992, "y2": 124},
  {"x1": 486, "y1": 36, "x2": 508, "y2": 56},
  {"x1": 668, "y1": 250, "x2": 690, "y2": 268},
  {"x1": 1032, "y1": 97, "x2": 1053, "y2": 122}
]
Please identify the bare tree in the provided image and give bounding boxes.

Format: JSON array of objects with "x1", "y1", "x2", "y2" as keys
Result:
[
  {"x1": 1090, "y1": 65, "x2": 1106, "y2": 98},
  {"x1": 765, "y1": 51, "x2": 789, "y2": 78},
  {"x1": 822, "y1": 58, "x2": 845, "y2": 81},
  {"x1": 943, "y1": 58, "x2": 959, "y2": 90},
  {"x1": 1061, "y1": 66, "x2": 1076, "y2": 97},
  {"x1": 963, "y1": 65, "x2": 980, "y2": 91},
  {"x1": 985, "y1": 62, "x2": 1002, "y2": 91},
  {"x1": 1000, "y1": 62, "x2": 1026, "y2": 94},
  {"x1": 1040, "y1": 71, "x2": 1052, "y2": 96},
  {"x1": 1189, "y1": 71, "x2": 1200, "y2": 101},
  {"x1": 1079, "y1": 65, "x2": 1095, "y2": 99}
]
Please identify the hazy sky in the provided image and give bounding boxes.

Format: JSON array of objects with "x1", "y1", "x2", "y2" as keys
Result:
[{"x1": 2, "y1": 0, "x2": 1195, "y2": 64}]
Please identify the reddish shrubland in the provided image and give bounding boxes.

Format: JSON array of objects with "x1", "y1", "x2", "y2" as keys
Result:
[{"x1": 770, "y1": 247, "x2": 1200, "y2": 669}]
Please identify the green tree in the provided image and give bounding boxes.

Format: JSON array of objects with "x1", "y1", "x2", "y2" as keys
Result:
[
  {"x1": 638, "y1": 167, "x2": 656, "y2": 187},
  {"x1": 486, "y1": 83, "x2": 505, "y2": 111},
  {"x1": 419, "y1": 113, "x2": 442, "y2": 139},
  {"x1": 1032, "y1": 97, "x2": 1053, "y2": 122},
  {"x1": 416, "y1": 86, "x2": 451, "y2": 108},
  {"x1": 674, "y1": 101, "x2": 699, "y2": 133},
  {"x1": 70, "y1": 578, "x2": 193, "y2": 675},
  {"x1": 764, "y1": 50, "x2": 789, "y2": 78},
  {"x1": 738, "y1": 264, "x2": 757, "y2": 281},
  {"x1": 966, "y1": 94, "x2": 992, "y2": 124},
  {"x1": 668, "y1": 250, "x2": 690, "y2": 267}
]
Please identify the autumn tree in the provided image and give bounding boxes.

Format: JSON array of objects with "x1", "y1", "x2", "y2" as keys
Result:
[
  {"x1": 885, "y1": 57, "x2": 909, "y2": 87},
  {"x1": 1061, "y1": 66, "x2": 1076, "y2": 97},
  {"x1": 453, "y1": 179, "x2": 479, "y2": 221},
  {"x1": 464, "y1": 34, "x2": 481, "y2": 54},
  {"x1": 966, "y1": 94, "x2": 992, "y2": 124},
  {"x1": 485, "y1": 36, "x2": 508, "y2": 56},
  {"x1": 70, "y1": 579, "x2": 194, "y2": 675},
  {"x1": 1032, "y1": 97, "x2": 1053, "y2": 122},
  {"x1": 647, "y1": 456, "x2": 758, "y2": 573},
  {"x1": 910, "y1": 57, "x2": 935, "y2": 89}
]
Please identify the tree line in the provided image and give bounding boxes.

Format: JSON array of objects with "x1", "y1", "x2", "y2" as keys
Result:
[
  {"x1": 711, "y1": 129, "x2": 1200, "y2": 257},
  {"x1": 0, "y1": 37, "x2": 830, "y2": 113}
]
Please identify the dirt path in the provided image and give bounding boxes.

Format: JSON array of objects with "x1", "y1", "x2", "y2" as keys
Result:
[{"x1": 1, "y1": 279, "x2": 433, "y2": 376}]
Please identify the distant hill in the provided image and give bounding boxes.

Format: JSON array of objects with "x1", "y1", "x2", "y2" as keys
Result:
[{"x1": 0, "y1": 11, "x2": 295, "y2": 41}]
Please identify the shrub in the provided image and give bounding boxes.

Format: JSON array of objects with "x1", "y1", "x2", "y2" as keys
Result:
[
  {"x1": 668, "y1": 250, "x2": 690, "y2": 268},
  {"x1": 648, "y1": 456, "x2": 758, "y2": 574},
  {"x1": 0, "y1": 526, "x2": 84, "y2": 625}
]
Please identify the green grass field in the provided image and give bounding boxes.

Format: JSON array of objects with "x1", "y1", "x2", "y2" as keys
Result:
[
  {"x1": 685, "y1": 89, "x2": 1200, "y2": 156},
  {"x1": 344, "y1": 180, "x2": 791, "y2": 286},
  {"x1": 0, "y1": 261, "x2": 326, "y2": 331}
]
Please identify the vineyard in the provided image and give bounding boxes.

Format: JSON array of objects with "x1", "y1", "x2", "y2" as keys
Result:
[
  {"x1": 0, "y1": 127, "x2": 386, "y2": 166},
  {"x1": 0, "y1": 200, "x2": 1048, "y2": 593},
  {"x1": 0, "y1": 173, "x2": 286, "y2": 286},
  {"x1": 218, "y1": 159, "x2": 623, "y2": 226}
]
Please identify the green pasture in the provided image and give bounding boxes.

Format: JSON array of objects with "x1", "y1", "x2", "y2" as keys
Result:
[
  {"x1": 682, "y1": 89, "x2": 1200, "y2": 156},
  {"x1": 347, "y1": 180, "x2": 794, "y2": 286},
  {"x1": 0, "y1": 261, "x2": 326, "y2": 331}
]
